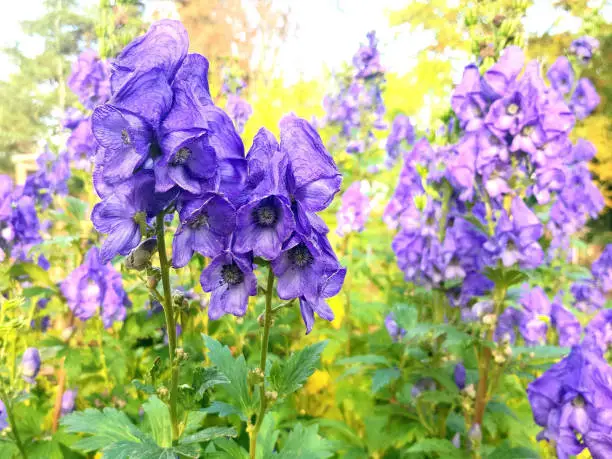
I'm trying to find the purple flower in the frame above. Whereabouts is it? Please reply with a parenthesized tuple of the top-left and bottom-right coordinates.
(352, 31, 384, 79)
(0, 401, 7, 430)
(386, 114, 415, 163)
(67, 117, 97, 160)
(68, 49, 110, 108)
(336, 181, 370, 236)
(299, 265, 345, 334)
(233, 129, 295, 260)
(21, 347, 41, 384)
(570, 36, 600, 63)
(454, 363, 466, 390)
(571, 78, 600, 120)
(61, 390, 77, 415)
(91, 171, 176, 263)
(571, 281, 605, 313)
(60, 247, 130, 327)
(585, 310, 612, 355)
(482, 46, 525, 98)
(547, 56, 575, 95)
(62, 108, 85, 130)
(200, 251, 257, 320)
(226, 94, 252, 134)
(551, 299, 581, 347)
(384, 312, 405, 341)
(592, 244, 612, 293)
(451, 64, 487, 132)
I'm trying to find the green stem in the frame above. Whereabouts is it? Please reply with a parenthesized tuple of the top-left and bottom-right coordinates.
(95, 315, 110, 386)
(156, 214, 180, 442)
(249, 267, 275, 459)
(6, 399, 28, 459)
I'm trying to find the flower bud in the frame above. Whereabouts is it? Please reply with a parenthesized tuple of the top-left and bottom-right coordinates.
(156, 386, 169, 399)
(21, 347, 41, 384)
(468, 423, 482, 444)
(464, 383, 476, 399)
(454, 362, 466, 390)
(147, 267, 161, 289)
(125, 238, 157, 271)
(61, 389, 77, 415)
(265, 390, 278, 401)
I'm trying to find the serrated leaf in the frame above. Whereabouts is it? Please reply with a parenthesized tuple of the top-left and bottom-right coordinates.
(213, 438, 248, 458)
(100, 440, 164, 459)
(201, 401, 245, 420)
(256, 414, 279, 459)
(203, 335, 251, 415)
(269, 341, 327, 397)
(513, 345, 570, 363)
(193, 367, 230, 399)
(143, 396, 172, 448)
(132, 380, 155, 395)
(179, 426, 237, 445)
(276, 424, 333, 459)
(61, 408, 147, 452)
(371, 368, 401, 393)
(487, 444, 539, 459)
(393, 303, 418, 330)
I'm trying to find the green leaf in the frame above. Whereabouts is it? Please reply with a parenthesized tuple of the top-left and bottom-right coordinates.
(212, 438, 248, 458)
(371, 368, 401, 393)
(143, 396, 172, 448)
(8, 262, 55, 289)
(406, 438, 467, 457)
(193, 367, 230, 399)
(61, 408, 146, 452)
(336, 355, 389, 366)
(487, 444, 539, 459)
(65, 196, 89, 220)
(22, 286, 52, 298)
(180, 426, 237, 446)
(132, 380, 155, 395)
(513, 345, 570, 363)
(392, 303, 418, 330)
(276, 424, 334, 459)
(484, 267, 529, 288)
(203, 335, 251, 415)
(269, 341, 327, 397)
(201, 401, 245, 420)
(100, 440, 164, 459)
(256, 414, 279, 459)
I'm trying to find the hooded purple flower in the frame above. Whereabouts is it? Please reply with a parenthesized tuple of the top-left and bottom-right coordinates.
(386, 114, 415, 164)
(336, 181, 370, 236)
(226, 94, 253, 134)
(384, 312, 406, 341)
(172, 193, 236, 267)
(60, 247, 130, 327)
(21, 347, 41, 384)
(67, 117, 97, 160)
(91, 171, 176, 263)
(482, 46, 525, 98)
(233, 128, 295, 260)
(517, 287, 551, 346)
(570, 36, 600, 63)
(547, 56, 575, 96)
(61, 390, 77, 415)
(451, 64, 487, 132)
(571, 281, 605, 313)
(585, 310, 612, 355)
(299, 264, 345, 334)
(592, 245, 612, 293)
(571, 78, 600, 120)
(68, 49, 110, 109)
(280, 115, 341, 236)
(352, 31, 384, 79)
(200, 251, 257, 320)
(454, 363, 466, 390)
(62, 108, 85, 130)
(551, 299, 581, 347)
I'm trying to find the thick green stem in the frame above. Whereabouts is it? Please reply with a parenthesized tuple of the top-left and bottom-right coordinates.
(6, 399, 28, 459)
(156, 214, 180, 442)
(249, 267, 275, 459)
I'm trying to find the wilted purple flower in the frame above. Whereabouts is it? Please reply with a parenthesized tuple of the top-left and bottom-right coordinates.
(384, 312, 405, 341)
(68, 49, 110, 108)
(570, 36, 600, 63)
(61, 390, 77, 415)
(200, 251, 257, 320)
(226, 94, 252, 134)
(61, 247, 130, 327)
(571, 78, 600, 120)
(336, 181, 370, 236)
(454, 363, 466, 390)
(547, 56, 575, 95)
(21, 347, 41, 383)
(172, 193, 236, 267)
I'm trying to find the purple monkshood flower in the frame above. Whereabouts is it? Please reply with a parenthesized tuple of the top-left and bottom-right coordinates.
(234, 128, 295, 260)
(298, 263, 346, 333)
(61, 390, 77, 415)
(352, 31, 384, 79)
(67, 117, 97, 160)
(385, 114, 415, 164)
(551, 299, 581, 347)
(451, 64, 487, 132)
(0, 400, 7, 430)
(336, 181, 370, 237)
(527, 343, 612, 458)
(571, 78, 600, 120)
(172, 193, 236, 267)
(91, 171, 176, 263)
(68, 49, 110, 109)
(62, 108, 85, 130)
(592, 244, 612, 293)
(547, 56, 575, 96)
(384, 312, 406, 341)
(61, 247, 130, 327)
(454, 363, 466, 390)
(200, 251, 257, 320)
(226, 94, 253, 134)
(585, 310, 612, 355)
(21, 347, 41, 384)
(571, 281, 606, 313)
(482, 46, 525, 98)
(570, 36, 600, 63)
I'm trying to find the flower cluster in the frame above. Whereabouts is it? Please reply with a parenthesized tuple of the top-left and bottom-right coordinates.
(323, 31, 386, 155)
(68, 49, 111, 109)
(570, 244, 612, 314)
(23, 149, 71, 208)
(385, 114, 415, 167)
(569, 36, 600, 64)
(528, 342, 612, 458)
(90, 20, 345, 333)
(336, 181, 371, 236)
(220, 69, 252, 134)
(61, 247, 130, 327)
